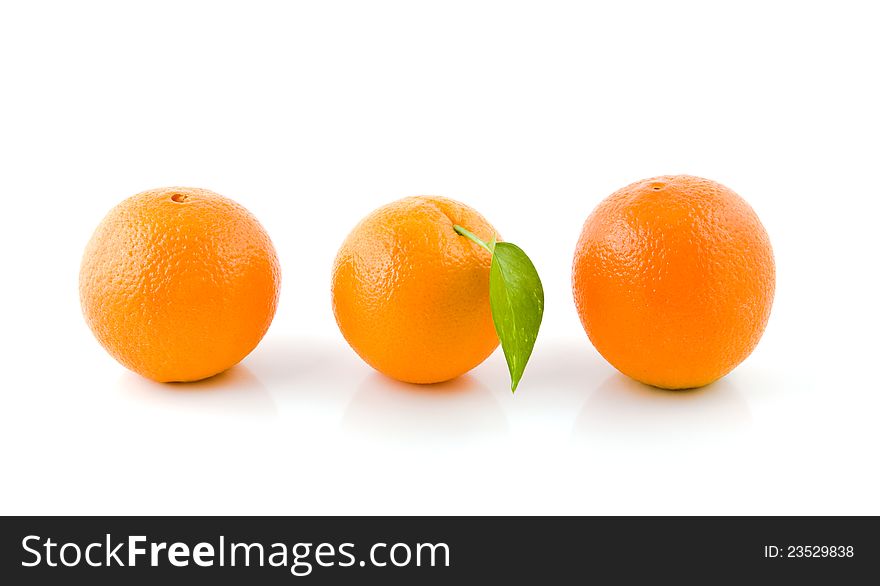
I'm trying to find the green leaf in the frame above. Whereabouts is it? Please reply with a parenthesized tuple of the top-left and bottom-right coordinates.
(489, 242, 544, 392)
(452, 225, 544, 392)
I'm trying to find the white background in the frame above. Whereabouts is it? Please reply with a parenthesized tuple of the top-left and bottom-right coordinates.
(1, 1, 878, 515)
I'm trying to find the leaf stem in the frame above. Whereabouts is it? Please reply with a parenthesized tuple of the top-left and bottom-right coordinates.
(453, 224, 495, 253)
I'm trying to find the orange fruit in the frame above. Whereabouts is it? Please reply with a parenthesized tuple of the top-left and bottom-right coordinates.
(332, 196, 499, 384)
(572, 175, 775, 389)
(80, 187, 280, 382)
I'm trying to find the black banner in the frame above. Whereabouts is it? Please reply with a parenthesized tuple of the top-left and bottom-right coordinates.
(1, 517, 876, 583)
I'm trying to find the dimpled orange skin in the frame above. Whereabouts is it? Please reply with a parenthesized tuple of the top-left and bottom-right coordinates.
(572, 175, 775, 389)
(332, 196, 499, 384)
(80, 187, 281, 383)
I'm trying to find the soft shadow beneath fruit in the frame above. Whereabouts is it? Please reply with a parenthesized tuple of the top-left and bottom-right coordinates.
(573, 373, 752, 444)
(341, 373, 508, 444)
(242, 335, 363, 395)
(504, 339, 613, 409)
(119, 365, 278, 417)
